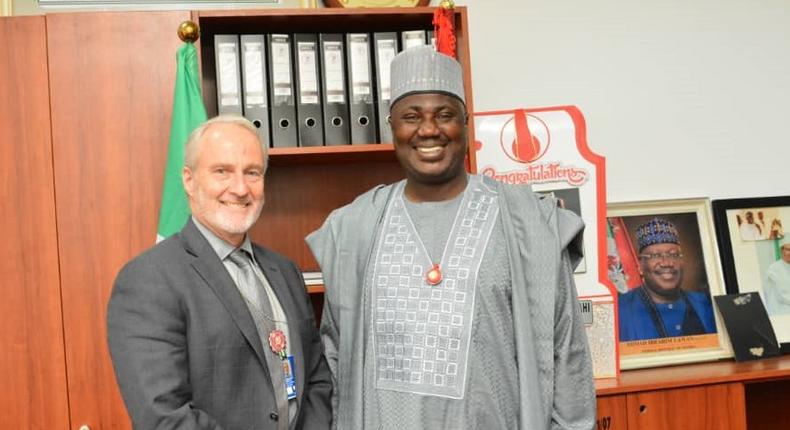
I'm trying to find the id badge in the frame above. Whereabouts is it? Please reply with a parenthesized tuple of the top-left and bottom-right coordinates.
(283, 355, 297, 400)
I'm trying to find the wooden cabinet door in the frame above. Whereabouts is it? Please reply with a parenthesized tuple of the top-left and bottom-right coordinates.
(597, 395, 628, 430)
(0, 15, 70, 429)
(47, 11, 191, 429)
(626, 383, 746, 430)
(745, 380, 790, 430)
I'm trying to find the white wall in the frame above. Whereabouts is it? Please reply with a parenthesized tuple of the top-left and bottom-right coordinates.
(458, 0, 790, 202)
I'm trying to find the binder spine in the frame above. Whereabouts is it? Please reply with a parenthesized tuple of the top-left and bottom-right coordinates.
(319, 33, 351, 146)
(294, 33, 324, 147)
(373, 32, 398, 144)
(345, 33, 377, 144)
(240, 34, 271, 147)
(214, 34, 243, 115)
(266, 34, 298, 148)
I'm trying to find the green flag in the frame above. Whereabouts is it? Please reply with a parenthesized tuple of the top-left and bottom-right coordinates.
(157, 42, 208, 242)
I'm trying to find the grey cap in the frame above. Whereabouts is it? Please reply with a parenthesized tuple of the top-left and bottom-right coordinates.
(389, 45, 465, 109)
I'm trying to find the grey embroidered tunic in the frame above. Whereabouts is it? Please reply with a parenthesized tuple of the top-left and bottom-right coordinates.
(306, 175, 596, 430)
(361, 179, 519, 429)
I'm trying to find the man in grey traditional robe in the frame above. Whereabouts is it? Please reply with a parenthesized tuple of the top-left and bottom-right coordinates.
(307, 46, 595, 430)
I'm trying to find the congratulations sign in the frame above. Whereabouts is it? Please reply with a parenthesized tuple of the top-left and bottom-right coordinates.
(473, 106, 616, 378)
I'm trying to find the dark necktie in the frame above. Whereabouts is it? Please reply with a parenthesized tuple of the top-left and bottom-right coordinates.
(227, 249, 289, 430)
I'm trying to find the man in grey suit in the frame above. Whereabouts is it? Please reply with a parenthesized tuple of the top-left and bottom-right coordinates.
(108, 115, 332, 429)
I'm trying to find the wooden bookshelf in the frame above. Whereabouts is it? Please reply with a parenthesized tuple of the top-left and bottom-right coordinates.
(193, 7, 475, 273)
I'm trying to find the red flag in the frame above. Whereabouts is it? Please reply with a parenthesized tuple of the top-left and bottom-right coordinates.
(433, 1, 456, 58)
(610, 217, 642, 290)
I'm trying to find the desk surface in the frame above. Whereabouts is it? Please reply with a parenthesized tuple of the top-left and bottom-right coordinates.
(595, 355, 790, 396)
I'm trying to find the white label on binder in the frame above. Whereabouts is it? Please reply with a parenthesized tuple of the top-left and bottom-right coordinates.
(271, 36, 292, 97)
(217, 42, 239, 106)
(349, 35, 371, 97)
(242, 42, 266, 106)
(297, 41, 319, 105)
(402, 30, 426, 50)
(323, 41, 345, 104)
(376, 39, 396, 101)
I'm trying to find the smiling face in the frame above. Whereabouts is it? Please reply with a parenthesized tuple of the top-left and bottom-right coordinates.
(182, 122, 265, 246)
(390, 93, 468, 201)
(782, 244, 790, 264)
(639, 242, 685, 303)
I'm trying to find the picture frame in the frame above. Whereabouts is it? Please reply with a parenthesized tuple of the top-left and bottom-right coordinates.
(1, 0, 11, 17)
(711, 196, 790, 354)
(607, 198, 731, 370)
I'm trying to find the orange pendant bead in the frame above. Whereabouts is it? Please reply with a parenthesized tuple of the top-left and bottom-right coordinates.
(426, 264, 443, 286)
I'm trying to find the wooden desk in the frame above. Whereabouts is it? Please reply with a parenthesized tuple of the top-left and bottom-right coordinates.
(595, 356, 790, 430)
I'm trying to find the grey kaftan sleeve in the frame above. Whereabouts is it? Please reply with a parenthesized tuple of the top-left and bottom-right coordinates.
(305, 221, 342, 428)
(497, 176, 596, 430)
(305, 184, 393, 430)
(541, 199, 596, 430)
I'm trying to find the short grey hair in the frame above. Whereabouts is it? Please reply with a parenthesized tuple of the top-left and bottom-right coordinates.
(183, 114, 268, 171)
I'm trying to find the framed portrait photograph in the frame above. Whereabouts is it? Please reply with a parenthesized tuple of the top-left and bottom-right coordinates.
(607, 198, 731, 370)
(712, 196, 790, 354)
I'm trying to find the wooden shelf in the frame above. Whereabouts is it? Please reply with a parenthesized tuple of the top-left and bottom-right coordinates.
(306, 284, 325, 295)
(195, 7, 442, 33)
(595, 355, 790, 396)
(269, 143, 397, 166)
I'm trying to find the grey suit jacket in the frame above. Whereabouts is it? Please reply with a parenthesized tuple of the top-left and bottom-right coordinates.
(107, 219, 332, 429)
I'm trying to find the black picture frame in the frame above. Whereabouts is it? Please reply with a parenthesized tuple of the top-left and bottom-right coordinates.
(712, 196, 790, 354)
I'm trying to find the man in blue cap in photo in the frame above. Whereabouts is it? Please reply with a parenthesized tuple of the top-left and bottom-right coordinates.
(618, 217, 717, 342)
